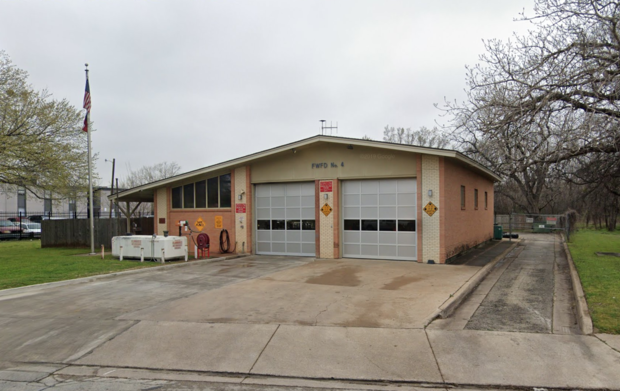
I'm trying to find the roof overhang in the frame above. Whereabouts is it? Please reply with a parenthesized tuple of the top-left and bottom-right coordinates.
(109, 135, 500, 203)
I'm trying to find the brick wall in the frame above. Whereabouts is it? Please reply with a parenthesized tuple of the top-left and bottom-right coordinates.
(441, 158, 494, 262)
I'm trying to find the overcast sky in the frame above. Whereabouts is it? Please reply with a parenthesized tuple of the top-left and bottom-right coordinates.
(0, 0, 534, 184)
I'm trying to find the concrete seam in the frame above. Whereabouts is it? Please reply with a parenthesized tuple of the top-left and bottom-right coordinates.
(594, 335, 620, 355)
(423, 329, 446, 384)
(63, 320, 141, 363)
(247, 324, 280, 375)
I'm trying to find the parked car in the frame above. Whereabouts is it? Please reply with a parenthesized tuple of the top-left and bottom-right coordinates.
(0, 220, 22, 239)
(20, 222, 41, 238)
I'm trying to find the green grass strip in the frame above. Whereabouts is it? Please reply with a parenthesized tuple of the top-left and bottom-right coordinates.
(568, 229, 620, 334)
(0, 240, 158, 290)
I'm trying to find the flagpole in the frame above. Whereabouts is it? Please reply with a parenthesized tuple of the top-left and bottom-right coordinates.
(85, 63, 95, 255)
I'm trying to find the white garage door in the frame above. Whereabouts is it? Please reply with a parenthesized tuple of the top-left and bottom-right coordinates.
(342, 179, 417, 261)
(255, 183, 316, 256)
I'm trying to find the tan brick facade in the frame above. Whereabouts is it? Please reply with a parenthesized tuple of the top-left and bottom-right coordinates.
(234, 166, 249, 254)
(319, 179, 335, 259)
(421, 155, 441, 263)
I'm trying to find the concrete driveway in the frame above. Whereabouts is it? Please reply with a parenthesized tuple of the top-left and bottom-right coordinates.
(0, 253, 482, 382)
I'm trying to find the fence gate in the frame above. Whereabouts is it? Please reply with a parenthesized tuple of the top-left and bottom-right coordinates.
(495, 213, 569, 236)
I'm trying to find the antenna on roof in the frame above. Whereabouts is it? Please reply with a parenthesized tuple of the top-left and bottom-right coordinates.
(320, 120, 338, 135)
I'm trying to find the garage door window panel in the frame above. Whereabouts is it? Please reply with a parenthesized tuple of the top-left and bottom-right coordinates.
(344, 219, 360, 230)
(379, 220, 396, 231)
(398, 220, 416, 232)
(257, 220, 270, 230)
(302, 220, 315, 230)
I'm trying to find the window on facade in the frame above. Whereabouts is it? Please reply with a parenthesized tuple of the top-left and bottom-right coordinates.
(461, 186, 466, 210)
(172, 187, 182, 209)
(43, 190, 52, 214)
(485, 191, 488, 210)
(220, 174, 231, 208)
(195, 180, 206, 208)
(207, 177, 219, 208)
(171, 174, 232, 209)
(474, 189, 478, 210)
(183, 183, 194, 208)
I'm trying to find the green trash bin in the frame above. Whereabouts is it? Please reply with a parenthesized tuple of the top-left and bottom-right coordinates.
(494, 224, 503, 240)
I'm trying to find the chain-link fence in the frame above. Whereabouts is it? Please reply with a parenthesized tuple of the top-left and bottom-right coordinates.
(494, 213, 574, 240)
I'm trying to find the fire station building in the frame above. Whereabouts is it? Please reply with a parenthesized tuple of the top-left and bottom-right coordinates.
(113, 135, 499, 263)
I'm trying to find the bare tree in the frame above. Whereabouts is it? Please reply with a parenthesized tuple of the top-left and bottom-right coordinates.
(117, 161, 181, 231)
(383, 126, 451, 148)
(445, 0, 620, 213)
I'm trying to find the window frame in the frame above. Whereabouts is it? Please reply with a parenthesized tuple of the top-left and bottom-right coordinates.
(474, 188, 478, 210)
(171, 173, 232, 209)
(484, 191, 488, 210)
(461, 185, 466, 210)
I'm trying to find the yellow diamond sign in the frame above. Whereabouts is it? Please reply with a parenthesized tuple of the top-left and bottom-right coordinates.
(321, 203, 332, 217)
(424, 202, 438, 217)
(194, 217, 206, 231)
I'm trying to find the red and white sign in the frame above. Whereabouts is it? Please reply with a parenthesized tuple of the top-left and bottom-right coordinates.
(320, 181, 333, 192)
(236, 203, 247, 213)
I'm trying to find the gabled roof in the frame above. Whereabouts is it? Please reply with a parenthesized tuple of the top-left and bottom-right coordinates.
(110, 135, 500, 202)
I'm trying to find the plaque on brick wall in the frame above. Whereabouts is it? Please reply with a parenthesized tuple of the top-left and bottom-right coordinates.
(321, 203, 332, 217)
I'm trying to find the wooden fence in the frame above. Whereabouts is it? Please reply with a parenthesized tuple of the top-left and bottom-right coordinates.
(41, 217, 154, 248)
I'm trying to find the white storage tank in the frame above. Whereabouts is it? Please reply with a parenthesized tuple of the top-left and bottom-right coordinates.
(112, 235, 187, 261)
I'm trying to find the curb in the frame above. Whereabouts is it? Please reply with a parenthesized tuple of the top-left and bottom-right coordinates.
(561, 235, 594, 335)
(0, 254, 248, 299)
(423, 240, 520, 326)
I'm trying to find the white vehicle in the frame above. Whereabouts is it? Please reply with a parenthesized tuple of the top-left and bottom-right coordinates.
(20, 222, 41, 238)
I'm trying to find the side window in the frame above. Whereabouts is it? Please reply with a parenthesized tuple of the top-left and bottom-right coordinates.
(171, 187, 182, 209)
(461, 185, 466, 210)
(219, 174, 231, 208)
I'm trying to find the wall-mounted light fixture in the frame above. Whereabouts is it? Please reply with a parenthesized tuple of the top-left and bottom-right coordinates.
(347, 144, 354, 150)
(324, 193, 329, 200)
(238, 190, 246, 200)
(428, 190, 433, 197)
(292, 148, 297, 154)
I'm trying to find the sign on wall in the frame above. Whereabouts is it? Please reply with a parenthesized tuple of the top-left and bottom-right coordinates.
(321, 203, 332, 217)
(194, 217, 205, 231)
(215, 216, 223, 229)
(236, 203, 247, 213)
(320, 181, 333, 192)
(423, 202, 438, 217)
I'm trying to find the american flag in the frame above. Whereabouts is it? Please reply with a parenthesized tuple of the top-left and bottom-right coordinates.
(82, 113, 88, 133)
(83, 78, 91, 112)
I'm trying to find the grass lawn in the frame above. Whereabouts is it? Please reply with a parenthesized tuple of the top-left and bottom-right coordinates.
(0, 240, 159, 290)
(568, 229, 620, 334)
